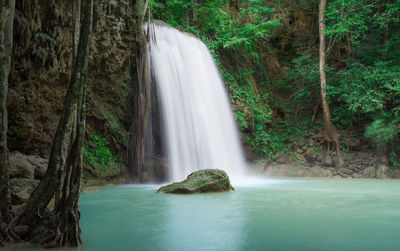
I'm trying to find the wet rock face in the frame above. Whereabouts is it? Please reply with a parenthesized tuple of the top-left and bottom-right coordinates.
(8, 0, 131, 168)
(157, 169, 234, 194)
(142, 156, 168, 183)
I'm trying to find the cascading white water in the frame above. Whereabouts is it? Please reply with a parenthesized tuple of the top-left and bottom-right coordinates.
(147, 22, 246, 182)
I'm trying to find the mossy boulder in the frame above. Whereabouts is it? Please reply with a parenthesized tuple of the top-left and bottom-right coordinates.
(157, 169, 234, 194)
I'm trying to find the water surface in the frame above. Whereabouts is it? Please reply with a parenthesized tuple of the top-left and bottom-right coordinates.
(79, 178, 400, 251)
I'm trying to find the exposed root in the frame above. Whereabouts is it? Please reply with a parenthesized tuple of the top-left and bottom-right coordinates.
(39, 229, 55, 247)
(47, 207, 82, 248)
(3, 216, 20, 243)
(0, 228, 8, 247)
(0, 224, 16, 247)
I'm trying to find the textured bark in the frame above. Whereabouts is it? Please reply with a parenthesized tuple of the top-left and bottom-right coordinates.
(18, 0, 92, 227)
(0, 0, 15, 243)
(319, 0, 340, 155)
(44, 0, 92, 247)
(52, 1, 91, 245)
(73, 0, 81, 57)
(55, 0, 81, 212)
(127, 0, 149, 182)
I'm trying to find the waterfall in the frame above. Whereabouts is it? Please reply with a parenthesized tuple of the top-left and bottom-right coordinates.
(147, 21, 246, 182)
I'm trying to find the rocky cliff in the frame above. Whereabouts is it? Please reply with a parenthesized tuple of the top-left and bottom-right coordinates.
(8, 0, 132, 182)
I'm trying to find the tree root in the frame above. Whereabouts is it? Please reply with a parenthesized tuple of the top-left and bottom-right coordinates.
(47, 207, 82, 248)
(2, 218, 19, 244)
(0, 228, 8, 247)
(0, 224, 16, 247)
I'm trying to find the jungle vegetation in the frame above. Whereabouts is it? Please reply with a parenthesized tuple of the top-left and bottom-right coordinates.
(1, 0, 399, 248)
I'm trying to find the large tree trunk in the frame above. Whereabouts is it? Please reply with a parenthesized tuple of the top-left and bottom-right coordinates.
(319, 0, 340, 155)
(17, 0, 92, 227)
(55, 0, 81, 212)
(127, 0, 149, 182)
(50, 0, 92, 247)
(0, 0, 15, 245)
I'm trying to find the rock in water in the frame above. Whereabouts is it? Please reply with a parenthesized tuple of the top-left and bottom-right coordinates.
(157, 169, 234, 194)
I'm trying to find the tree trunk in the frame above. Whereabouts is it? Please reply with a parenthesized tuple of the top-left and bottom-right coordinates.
(17, 0, 92, 227)
(127, 0, 149, 182)
(188, 1, 196, 26)
(49, 0, 92, 247)
(319, 0, 340, 155)
(0, 0, 15, 245)
(55, 0, 81, 212)
(73, 0, 81, 57)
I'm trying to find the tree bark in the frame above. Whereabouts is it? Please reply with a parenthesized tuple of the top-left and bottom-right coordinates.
(127, 0, 149, 182)
(50, 0, 92, 247)
(72, 0, 81, 57)
(17, 0, 93, 227)
(55, 0, 81, 212)
(0, 0, 15, 244)
(319, 0, 340, 155)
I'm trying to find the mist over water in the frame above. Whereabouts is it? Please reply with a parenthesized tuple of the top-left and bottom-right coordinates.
(77, 179, 400, 251)
(147, 22, 247, 182)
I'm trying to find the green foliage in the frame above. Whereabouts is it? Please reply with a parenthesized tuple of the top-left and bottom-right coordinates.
(323, 0, 400, 169)
(313, 146, 321, 153)
(274, 0, 400, 169)
(149, 0, 400, 165)
(118, 74, 130, 89)
(150, 0, 280, 58)
(339, 137, 350, 153)
(365, 116, 399, 146)
(285, 53, 320, 106)
(84, 132, 118, 175)
(223, 70, 282, 156)
(35, 32, 56, 44)
(247, 130, 281, 155)
(2, 55, 9, 64)
(365, 114, 400, 170)
(225, 71, 272, 129)
(32, 49, 43, 59)
(325, 0, 372, 45)
(107, 111, 127, 145)
(323, 0, 400, 131)
(328, 62, 400, 115)
(389, 149, 400, 170)
(218, 2, 279, 52)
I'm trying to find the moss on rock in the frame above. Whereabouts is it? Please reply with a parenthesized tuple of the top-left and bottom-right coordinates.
(157, 169, 234, 194)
